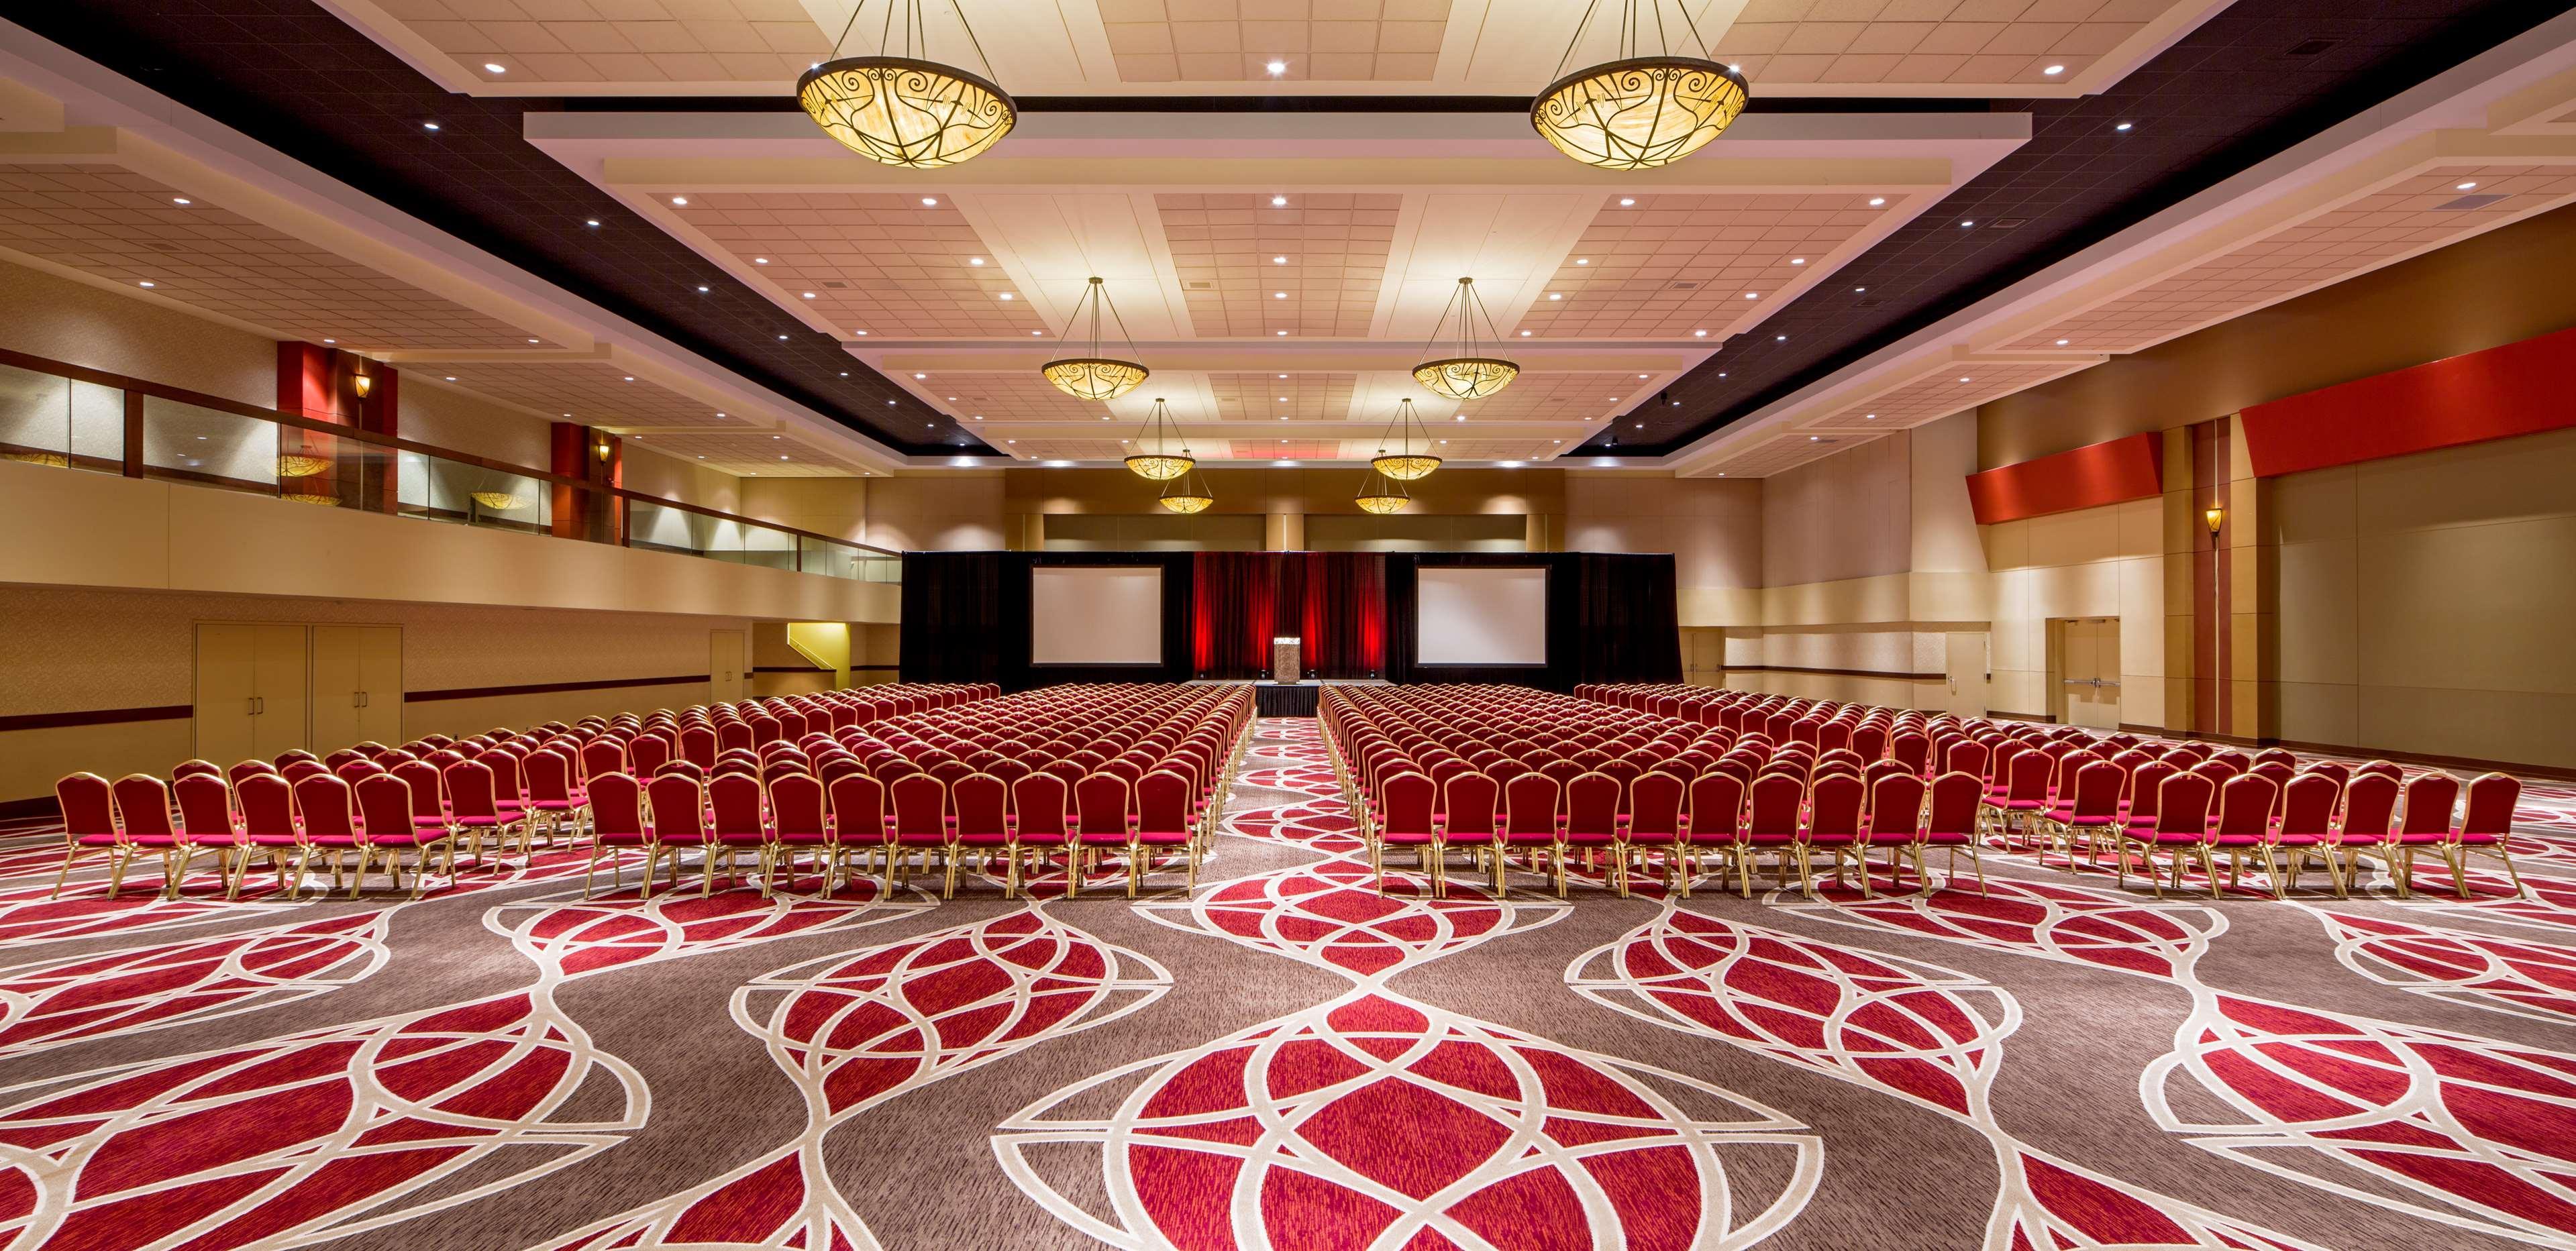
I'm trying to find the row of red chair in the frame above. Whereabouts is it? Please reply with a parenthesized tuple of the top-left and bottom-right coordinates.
(1581, 683, 2526, 900)
(576, 684, 1251, 900)
(51, 682, 992, 900)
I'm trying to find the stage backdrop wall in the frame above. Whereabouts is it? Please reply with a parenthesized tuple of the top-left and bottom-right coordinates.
(903, 550, 1678, 692)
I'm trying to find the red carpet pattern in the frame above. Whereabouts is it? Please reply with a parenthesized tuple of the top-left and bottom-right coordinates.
(3, 718, 2576, 1248)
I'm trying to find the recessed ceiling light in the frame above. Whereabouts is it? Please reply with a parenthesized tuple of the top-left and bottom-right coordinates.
(484, 62, 507, 74)
(855, 331, 868, 336)
(1958, 376, 1972, 382)
(780, 455, 789, 460)
(1853, 286, 1867, 293)
(1276, 329, 1288, 335)
(527, 338, 540, 343)
(1547, 292, 1562, 301)
(2457, 181, 2479, 191)
(1961, 220, 1975, 227)
(1744, 292, 1757, 299)
(137, 280, 155, 287)
(921, 197, 938, 206)
(1618, 197, 1635, 206)
(801, 292, 815, 298)
(1272, 195, 1288, 206)
(1007, 439, 1016, 443)
(1274, 291, 1286, 298)
(1576, 258, 1589, 265)
(948, 395, 958, 400)
(422, 121, 441, 131)
(1868, 197, 1886, 207)
(171, 197, 190, 205)
(778, 334, 788, 340)
(1637, 373, 1648, 378)
(1266, 60, 1286, 74)
(2115, 121, 2132, 131)
(1273, 256, 1287, 264)
(1810, 435, 1820, 441)
(584, 218, 601, 227)
(1032, 330, 1044, 335)
(1865, 413, 1876, 420)
(717, 412, 727, 417)
(1718, 372, 1727, 378)
(1775, 334, 1786, 341)
(1694, 329, 1708, 337)
(2055, 338, 2069, 345)
(670, 196, 686, 205)
(696, 284, 710, 292)
(1790, 258, 1806, 265)
(1454, 414, 1464, 421)
(1519, 329, 1533, 337)
(623, 376, 635, 381)
(2043, 64, 2064, 75)
(754, 257, 768, 264)
(999, 292, 1014, 300)
(444, 375, 456, 380)
(968, 257, 984, 266)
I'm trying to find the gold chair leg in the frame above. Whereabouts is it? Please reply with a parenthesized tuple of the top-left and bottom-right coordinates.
(2497, 844, 2528, 898)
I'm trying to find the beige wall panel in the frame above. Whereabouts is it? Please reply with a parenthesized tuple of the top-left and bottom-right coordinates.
(752, 671, 837, 698)
(399, 382, 552, 472)
(0, 720, 194, 810)
(2026, 559, 2122, 622)
(2122, 673, 2166, 728)
(2352, 425, 2576, 537)
(2023, 505, 2126, 572)
(2276, 679, 2359, 747)
(1981, 519, 2030, 571)
(0, 463, 173, 587)
(1906, 572, 1990, 624)
(869, 474, 1006, 551)
(1990, 667, 2046, 716)
(2117, 556, 2167, 678)
(2359, 686, 2576, 770)
(1757, 628, 1930, 674)
(1908, 413, 1986, 575)
(741, 477, 870, 545)
(2275, 539, 2359, 686)
(2268, 468, 2357, 545)
(1564, 473, 1763, 592)
(2114, 497, 2163, 560)
(621, 451, 743, 516)
(1988, 569, 2037, 672)
(1763, 435, 1912, 586)
(1762, 574, 1914, 627)
(0, 260, 274, 408)
(2360, 517, 2576, 696)
(1679, 587, 1763, 629)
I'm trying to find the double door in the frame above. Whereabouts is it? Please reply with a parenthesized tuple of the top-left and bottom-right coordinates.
(2055, 617, 2123, 730)
(194, 623, 401, 761)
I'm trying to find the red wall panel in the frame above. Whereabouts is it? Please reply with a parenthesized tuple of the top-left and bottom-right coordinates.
(1964, 431, 2163, 525)
(2240, 323, 2576, 478)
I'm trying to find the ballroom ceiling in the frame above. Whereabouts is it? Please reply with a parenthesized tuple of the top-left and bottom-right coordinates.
(2, 1, 2569, 474)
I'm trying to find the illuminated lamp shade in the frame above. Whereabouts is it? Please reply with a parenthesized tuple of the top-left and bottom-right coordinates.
(280, 492, 340, 506)
(1531, 1, 1749, 171)
(1410, 277, 1516, 400)
(1353, 466, 1410, 514)
(2, 451, 70, 468)
(1368, 397, 1441, 482)
(471, 491, 529, 511)
(797, 0, 1014, 172)
(1157, 467, 1213, 514)
(1041, 277, 1149, 400)
(276, 454, 331, 478)
(350, 371, 374, 398)
(1125, 397, 1196, 481)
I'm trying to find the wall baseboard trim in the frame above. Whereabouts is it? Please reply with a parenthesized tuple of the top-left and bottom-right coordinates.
(405, 675, 711, 702)
(0, 797, 60, 821)
(0, 705, 193, 734)
(1988, 710, 2057, 724)
(1726, 665, 1943, 681)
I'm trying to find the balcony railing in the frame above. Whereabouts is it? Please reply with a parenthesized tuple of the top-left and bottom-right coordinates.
(0, 347, 900, 583)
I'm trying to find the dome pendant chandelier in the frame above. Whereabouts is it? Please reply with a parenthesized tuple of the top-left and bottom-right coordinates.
(1353, 465, 1411, 515)
(1124, 397, 1195, 481)
(1532, 0, 1749, 172)
(797, 0, 1015, 170)
(1368, 397, 1442, 482)
(1157, 464, 1214, 514)
(1041, 276, 1149, 400)
(1412, 277, 1519, 400)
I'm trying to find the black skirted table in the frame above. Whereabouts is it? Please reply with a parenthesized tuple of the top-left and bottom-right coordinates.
(1253, 682, 1323, 718)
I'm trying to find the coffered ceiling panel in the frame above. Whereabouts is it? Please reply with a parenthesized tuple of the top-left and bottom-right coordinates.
(622, 426, 862, 476)
(1205, 370, 1361, 421)
(0, 164, 554, 352)
(1103, 0, 1454, 83)
(421, 360, 746, 430)
(1159, 193, 1400, 339)
(1514, 191, 1898, 340)
(672, 193, 1045, 338)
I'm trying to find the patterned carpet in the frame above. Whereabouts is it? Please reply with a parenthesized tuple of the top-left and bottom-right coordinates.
(5, 718, 2576, 1250)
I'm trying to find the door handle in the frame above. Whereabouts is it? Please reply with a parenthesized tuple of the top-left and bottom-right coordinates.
(248, 696, 258, 716)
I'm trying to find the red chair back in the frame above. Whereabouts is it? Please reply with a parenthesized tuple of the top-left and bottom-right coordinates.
(709, 773, 766, 837)
(771, 773, 828, 840)
(828, 773, 888, 844)
(238, 773, 296, 840)
(1747, 774, 1803, 837)
(2277, 773, 2340, 838)
(354, 774, 415, 843)
(589, 774, 646, 842)
(646, 774, 708, 845)
(1012, 773, 1070, 840)
(1565, 772, 1620, 838)
(2340, 773, 2400, 840)
(1865, 773, 1926, 839)
(890, 773, 950, 840)
(1924, 772, 1981, 839)
(2153, 772, 2217, 836)
(2210, 774, 2276, 839)
(294, 775, 360, 842)
(1502, 773, 1559, 837)
(2398, 773, 2459, 838)
(1380, 772, 1435, 838)
(1074, 773, 1131, 838)
(174, 773, 236, 842)
(629, 735, 672, 777)
(444, 760, 504, 822)
(111, 775, 175, 840)
(1136, 771, 1191, 836)
(2461, 773, 2520, 840)
(1808, 774, 1863, 838)
(954, 773, 1009, 838)
(1441, 773, 1498, 838)
(2126, 761, 2176, 822)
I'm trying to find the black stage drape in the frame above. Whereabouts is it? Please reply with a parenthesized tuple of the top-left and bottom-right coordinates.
(900, 549, 1674, 692)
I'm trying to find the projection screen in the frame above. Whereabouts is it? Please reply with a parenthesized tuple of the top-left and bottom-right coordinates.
(1029, 565, 1164, 665)
(1416, 565, 1548, 665)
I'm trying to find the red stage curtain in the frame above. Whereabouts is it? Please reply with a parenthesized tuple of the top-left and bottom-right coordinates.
(1190, 551, 1278, 679)
(1298, 551, 1385, 679)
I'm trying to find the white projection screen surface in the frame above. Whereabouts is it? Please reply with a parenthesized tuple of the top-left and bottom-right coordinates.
(1029, 565, 1164, 665)
(1416, 565, 1548, 665)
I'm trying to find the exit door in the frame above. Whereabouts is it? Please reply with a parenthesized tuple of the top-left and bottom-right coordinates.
(2055, 617, 2122, 730)
(711, 630, 745, 704)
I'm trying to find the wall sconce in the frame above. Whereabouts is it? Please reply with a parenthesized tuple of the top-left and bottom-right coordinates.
(595, 439, 613, 462)
(2203, 505, 2224, 537)
(350, 370, 374, 399)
